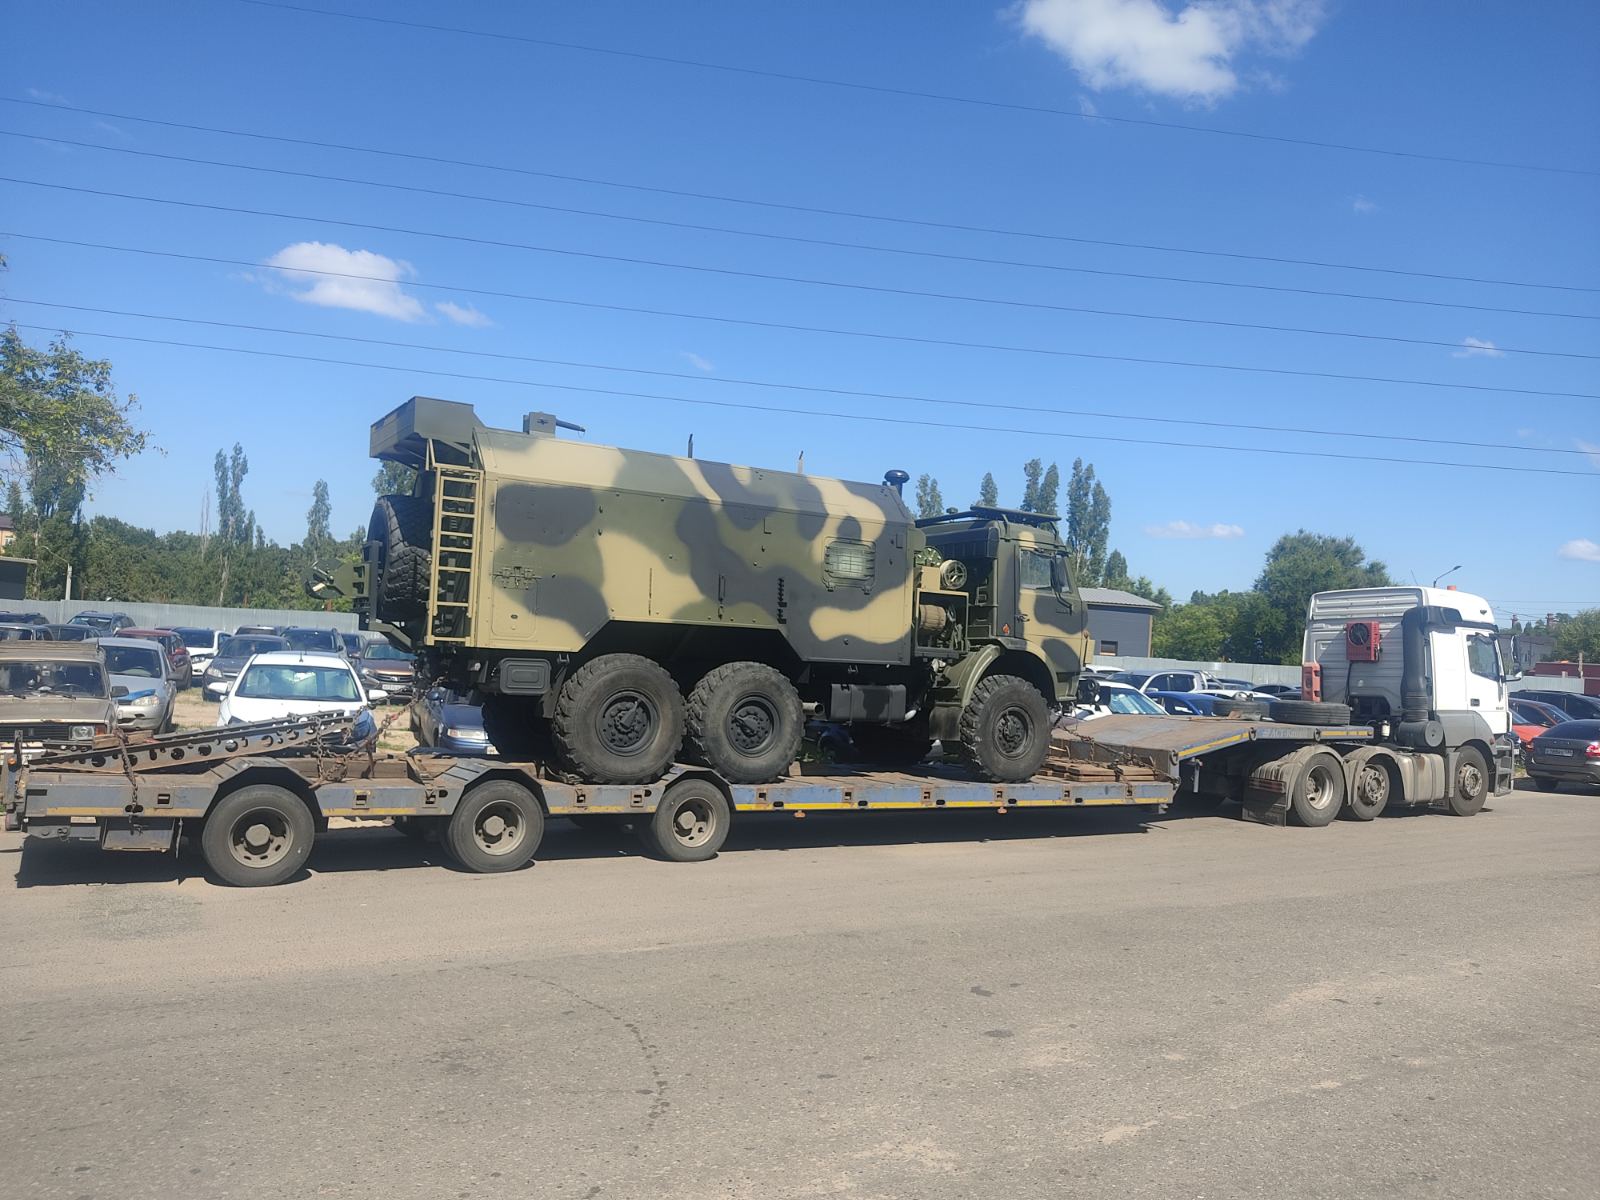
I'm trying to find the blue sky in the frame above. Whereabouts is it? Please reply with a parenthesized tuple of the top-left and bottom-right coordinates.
(3, 0, 1597, 621)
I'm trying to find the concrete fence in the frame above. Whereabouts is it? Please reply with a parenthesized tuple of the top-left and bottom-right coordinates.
(7, 599, 359, 633)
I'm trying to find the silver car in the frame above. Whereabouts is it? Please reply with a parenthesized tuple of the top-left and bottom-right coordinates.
(98, 636, 176, 733)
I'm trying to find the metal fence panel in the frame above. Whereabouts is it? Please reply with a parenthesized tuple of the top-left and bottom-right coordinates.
(15, 599, 359, 633)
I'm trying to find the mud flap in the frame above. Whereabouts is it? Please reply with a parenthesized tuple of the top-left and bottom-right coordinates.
(1492, 743, 1515, 797)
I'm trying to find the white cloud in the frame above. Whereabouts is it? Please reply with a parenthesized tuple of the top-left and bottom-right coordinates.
(1453, 336, 1503, 359)
(1352, 194, 1378, 215)
(1557, 538, 1600, 563)
(1015, 0, 1326, 102)
(262, 242, 426, 322)
(1144, 519, 1245, 539)
(435, 300, 493, 328)
(1576, 439, 1600, 469)
(26, 87, 68, 104)
(681, 352, 715, 372)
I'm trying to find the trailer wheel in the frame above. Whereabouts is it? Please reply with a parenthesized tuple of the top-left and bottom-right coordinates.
(200, 784, 315, 887)
(368, 493, 432, 622)
(445, 780, 543, 873)
(1447, 746, 1489, 816)
(1269, 699, 1353, 727)
(1288, 751, 1346, 827)
(1211, 698, 1268, 719)
(553, 654, 684, 783)
(640, 778, 730, 863)
(960, 674, 1052, 782)
(685, 662, 804, 783)
(1342, 760, 1391, 821)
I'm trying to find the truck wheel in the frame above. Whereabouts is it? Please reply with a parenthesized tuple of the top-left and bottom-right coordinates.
(685, 662, 804, 783)
(1269, 699, 1353, 727)
(960, 674, 1052, 782)
(1288, 751, 1346, 827)
(639, 778, 730, 862)
(445, 780, 543, 872)
(849, 722, 935, 767)
(200, 784, 315, 887)
(1447, 746, 1489, 816)
(553, 654, 684, 783)
(1342, 760, 1391, 821)
(369, 493, 432, 622)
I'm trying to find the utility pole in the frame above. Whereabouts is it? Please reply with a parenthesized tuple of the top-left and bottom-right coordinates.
(63, 563, 72, 601)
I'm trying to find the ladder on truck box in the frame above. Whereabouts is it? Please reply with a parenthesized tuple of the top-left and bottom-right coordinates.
(425, 442, 482, 645)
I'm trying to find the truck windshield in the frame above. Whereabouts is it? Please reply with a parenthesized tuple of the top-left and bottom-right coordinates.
(237, 665, 360, 702)
(0, 660, 108, 697)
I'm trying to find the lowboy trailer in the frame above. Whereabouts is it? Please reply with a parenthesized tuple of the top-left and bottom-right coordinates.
(4, 704, 1499, 887)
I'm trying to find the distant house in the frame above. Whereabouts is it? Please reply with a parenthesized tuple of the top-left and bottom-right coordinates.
(1081, 587, 1164, 658)
(0, 513, 14, 552)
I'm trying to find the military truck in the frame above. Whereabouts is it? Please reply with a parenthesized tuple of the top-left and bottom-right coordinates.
(352, 397, 1091, 785)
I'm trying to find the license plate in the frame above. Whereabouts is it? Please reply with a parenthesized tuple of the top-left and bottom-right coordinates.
(1545, 747, 1574, 757)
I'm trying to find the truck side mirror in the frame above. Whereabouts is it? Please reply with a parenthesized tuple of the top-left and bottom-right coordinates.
(1050, 556, 1068, 594)
(1075, 676, 1099, 704)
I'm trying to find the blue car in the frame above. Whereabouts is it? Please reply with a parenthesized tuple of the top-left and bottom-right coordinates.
(1149, 691, 1223, 716)
(411, 687, 495, 755)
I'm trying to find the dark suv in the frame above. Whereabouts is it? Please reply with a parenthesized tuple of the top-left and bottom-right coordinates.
(1514, 690, 1600, 722)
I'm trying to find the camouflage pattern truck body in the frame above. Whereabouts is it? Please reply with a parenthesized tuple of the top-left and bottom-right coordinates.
(359, 397, 1091, 785)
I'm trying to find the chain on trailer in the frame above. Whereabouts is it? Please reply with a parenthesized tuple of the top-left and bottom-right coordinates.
(24, 714, 365, 775)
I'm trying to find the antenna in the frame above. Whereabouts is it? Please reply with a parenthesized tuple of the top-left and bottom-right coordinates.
(1432, 564, 1463, 588)
(686, 433, 694, 459)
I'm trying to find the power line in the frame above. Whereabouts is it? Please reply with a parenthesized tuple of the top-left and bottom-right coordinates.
(4, 96, 1591, 295)
(12, 320, 1594, 479)
(234, 0, 1599, 179)
(6, 128, 1594, 325)
(8, 231, 1599, 402)
(5, 176, 1596, 362)
(9, 294, 1592, 460)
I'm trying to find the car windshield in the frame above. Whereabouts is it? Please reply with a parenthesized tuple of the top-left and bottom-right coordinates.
(236, 664, 360, 702)
(104, 645, 164, 678)
(0, 660, 108, 697)
(173, 628, 215, 648)
(1106, 688, 1164, 716)
(284, 629, 340, 652)
(69, 614, 116, 629)
(48, 626, 92, 641)
(218, 636, 288, 658)
(361, 642, 411, 662)
(0, 627, 37, 640)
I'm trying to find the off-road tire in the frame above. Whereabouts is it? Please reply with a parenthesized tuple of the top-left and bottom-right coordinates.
(849, 722, 935, 768)
(445, 780, 544, 873)
(1212, 698, 1268, 719)
(638, 778, 731, 863)
(199, 784, 315, 887)
(553, 654, 684, 784)
(959, 674, 1052, 782)
(1270, 699, 1353, 727)
(369, 493, 432, 622)
(1288, 751, 1346, 828)
(685, 662, 804, 784)
(1447, 745, 1489, 817)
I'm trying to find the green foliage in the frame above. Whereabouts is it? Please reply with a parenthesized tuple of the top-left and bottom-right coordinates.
(975, 472, 998, 508)
(1063, 458, 1111, 586)
(305, 479, 333, 562)
(1552, 609, 1600, 661)
(914, 473, 945, 519)
(1102, 549, 1130, 591)
(1020, 458, 1043, 512)
(1253, 531, 1391, 661)
(372, 460, 416, 496)
(1037, 463, 1060, 517)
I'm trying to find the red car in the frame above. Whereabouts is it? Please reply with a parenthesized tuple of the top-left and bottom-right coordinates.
(119, 628, 193, 690)
(1510, 697, 1569, 754)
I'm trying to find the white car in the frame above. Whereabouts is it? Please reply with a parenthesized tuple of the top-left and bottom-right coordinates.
(215, 651, 387, 735)
(1066, 680, 1166, 723)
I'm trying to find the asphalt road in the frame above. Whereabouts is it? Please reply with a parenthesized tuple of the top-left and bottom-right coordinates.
(4, 787, 1597, 1200)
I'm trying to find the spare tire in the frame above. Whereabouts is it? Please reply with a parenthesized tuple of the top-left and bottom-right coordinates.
(1270, 699, 1353, 727)
(1212, 698, 1268, 719)
(369, 494, 432, 621)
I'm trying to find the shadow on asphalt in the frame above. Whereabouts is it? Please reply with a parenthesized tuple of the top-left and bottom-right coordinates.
(12, 804, 1162, 888)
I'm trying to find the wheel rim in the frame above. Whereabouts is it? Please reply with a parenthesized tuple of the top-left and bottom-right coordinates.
(472, 800, 527, 857)
(1355, 764, 1389, 808)
(228, 807, 292, 870)
(1304, 764, 1338, 811)
(727, 693, 778, 757)
(1458, 761, 1485, 800)
(993, 705, 1033, 759)
(669, 795, 716, 848)
(597, 688, 658, 757)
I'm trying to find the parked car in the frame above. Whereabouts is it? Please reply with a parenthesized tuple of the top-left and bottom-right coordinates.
(0, 624, 49, 641)
(0, 611, 49, 625)
(215, 651, 382, 743)
(353, 640, 415, 700)
(1149, 690, 1223, 716)
(201, 634, 289, 697)
(341, 631, 387, 657)
(0, 642, 119, 757)
(1252, 682, 1300, 696)
(68, 610, 133, 633)
(411, 687, 494, 754)
(1513, 690, 1600, 722)
(119, 628, 192, 689)
(37, 623, 95, 641)
(1109, 668, 1221, 695)
(171, 627, 221, 677)
(1525, 720, 1600, 793)
(233, 624, 284, 637)
(1510, 697, 1571, 754)
(1066, 680, 1167, 722)
(282, 627, 344, 654)
(98, 636, 177, 733)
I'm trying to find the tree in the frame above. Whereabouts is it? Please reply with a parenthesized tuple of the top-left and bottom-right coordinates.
(305, 479, 333, 563)
(1020, 458, 1043, 512)
(913, 473, 945, 519)
(1552, 609, 1600, 661)
(1253, 531, 1391, 662)
(1063, 458, 1111, 586)
(1037, 463, 1060, 517)
(213, 443, 256, 605)
(975, 472, 998, 508)
(1085, 480, 1111, 585)
(372, 460, 416, 496)
(1102, 549, 1130, 591)
(1153, 602, 1228, 659)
